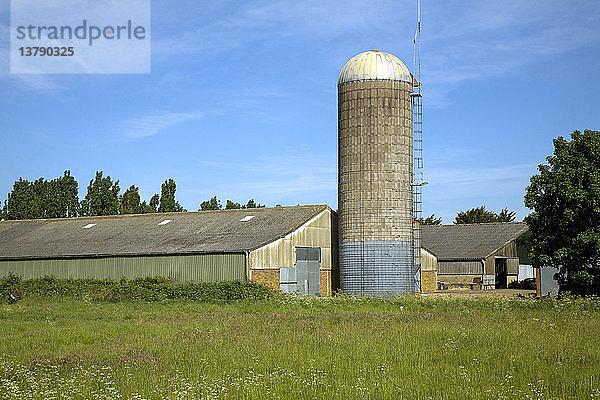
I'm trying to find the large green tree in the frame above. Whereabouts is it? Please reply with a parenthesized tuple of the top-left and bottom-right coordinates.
(454, 206, 515, 224)
(525, 129, 600, 295)
(3, 178, 36, 220)
(120, 185, 141, 214)
(52, 171, 80, 218)
(158, 179, 185, 212)
(2, 171, 79, 220)
(80, 171, 120, 216)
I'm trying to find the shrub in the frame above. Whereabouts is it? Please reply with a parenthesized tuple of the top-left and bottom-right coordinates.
(0, 273, 277, 303)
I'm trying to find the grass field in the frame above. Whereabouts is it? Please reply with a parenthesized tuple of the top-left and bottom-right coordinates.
(1, 294, 599, 399)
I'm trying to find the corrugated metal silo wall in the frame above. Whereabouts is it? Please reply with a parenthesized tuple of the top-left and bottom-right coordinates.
(0, 253, 246, 282)
(338, 80, 414, 295)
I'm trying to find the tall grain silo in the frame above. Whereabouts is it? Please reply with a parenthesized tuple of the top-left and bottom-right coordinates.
(338, 50, 415, 295)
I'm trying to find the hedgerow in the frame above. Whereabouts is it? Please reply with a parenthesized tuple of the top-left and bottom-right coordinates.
(0, 273, 277, 302)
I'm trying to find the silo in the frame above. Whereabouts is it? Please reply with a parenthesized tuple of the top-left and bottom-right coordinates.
(338, 50, 414, 295)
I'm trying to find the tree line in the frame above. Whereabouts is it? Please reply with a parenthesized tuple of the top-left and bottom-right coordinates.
(419, 206, 516, 226)
(199, 196, 264, 211)
(0, 171, 263, 220)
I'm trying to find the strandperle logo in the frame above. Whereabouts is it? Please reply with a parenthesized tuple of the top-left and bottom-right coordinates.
(15, 20, 147, 46)
(10, 0, 150, 74)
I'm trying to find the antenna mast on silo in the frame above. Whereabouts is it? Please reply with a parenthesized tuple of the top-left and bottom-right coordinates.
(411, 0, 424, 292)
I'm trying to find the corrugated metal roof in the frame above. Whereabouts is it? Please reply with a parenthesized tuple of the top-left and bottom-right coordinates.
(338, 50, 412, 85)
(0, 205, 330, 260)
(422, 222, 528, 260)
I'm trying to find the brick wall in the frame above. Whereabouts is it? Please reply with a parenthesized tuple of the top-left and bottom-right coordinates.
(320, 270, 340, 297)
(250, 269, 280, 290)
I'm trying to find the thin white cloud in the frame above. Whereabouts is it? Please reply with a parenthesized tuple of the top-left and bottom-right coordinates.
(423, 163, 538, 222)
(151, 0, 600, 110)
(197, 153, 335, 176)
(191, 153, 337, 203)
(427, 163, 535, 188)
(0, 48, 64, 93)
(153, 0, 410, 58)
(0, 20, 65, 93)
(423, 0, 600, 99)
(119, 111, 203, 140)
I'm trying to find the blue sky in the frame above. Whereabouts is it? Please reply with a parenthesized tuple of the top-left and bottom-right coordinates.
(1, 0, 599, 223)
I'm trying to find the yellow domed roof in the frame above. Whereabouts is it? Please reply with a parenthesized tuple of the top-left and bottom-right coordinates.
(338, 50, 412, 85)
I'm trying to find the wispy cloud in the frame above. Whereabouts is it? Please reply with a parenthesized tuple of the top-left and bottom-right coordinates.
(0, 22, 64, 93)
(427, 163, 535, 189)
(152, 0, 600, 109)
(119, 111, 203, 140)
(152, 0, 409, 59)
(424, 163, 538, 222)
(190, 153, 336, 204)
(424, 0, 600, 100)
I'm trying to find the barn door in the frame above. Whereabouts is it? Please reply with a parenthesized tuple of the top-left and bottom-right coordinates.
(495, 258, 508, 289)
(295, 247, 321, 296)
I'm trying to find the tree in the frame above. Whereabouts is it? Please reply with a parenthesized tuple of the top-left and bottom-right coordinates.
(148, 194, 160, 212)
(3, 178, 36, 220)
(223, 199, 265, 210)
(454, 206, 516, 224)
(245, 199, 265, 209)
(496, 208, 516, 222)
(120, 185, 141, 214)
(53, 171, 80, 218)
(2, 171, 80, 220)
(158, 179, 185, 213)
(525, 129, 600, 295)
(225, 200, 242, 209)
(199, 196, 221, 211)
(139, 197, 158, 213)
(418, 214, 442, 225)
(81, 171, 120, 216)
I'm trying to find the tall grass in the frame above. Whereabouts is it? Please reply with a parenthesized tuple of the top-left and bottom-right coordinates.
(1, 292, 599, 399)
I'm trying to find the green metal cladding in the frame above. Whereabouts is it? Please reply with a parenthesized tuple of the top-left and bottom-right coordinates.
(0, 253, 246, 282)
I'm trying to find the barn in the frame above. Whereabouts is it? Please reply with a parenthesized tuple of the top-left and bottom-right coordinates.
(1, 204, 538, 294)
(419, 248, 438, 293)
(0, 205, 338, 296)
(422, 222, 529, 289)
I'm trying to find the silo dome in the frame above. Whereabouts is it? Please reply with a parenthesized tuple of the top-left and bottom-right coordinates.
(338, 50, 412, 85)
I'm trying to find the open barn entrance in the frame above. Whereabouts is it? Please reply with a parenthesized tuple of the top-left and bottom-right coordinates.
(495, 258, 508, 289)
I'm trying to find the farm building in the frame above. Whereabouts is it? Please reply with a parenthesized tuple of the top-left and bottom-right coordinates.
(419, 247, 438, 293)
(0, 205, 338, 296)
(422, 222, 529, 289)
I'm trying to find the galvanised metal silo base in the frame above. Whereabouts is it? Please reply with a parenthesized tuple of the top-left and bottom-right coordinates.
(339, 241, 413, 295)
(337, 51, 415, 296)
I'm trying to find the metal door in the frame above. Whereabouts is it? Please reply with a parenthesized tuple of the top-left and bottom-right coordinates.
(295, 247, 321, 296)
